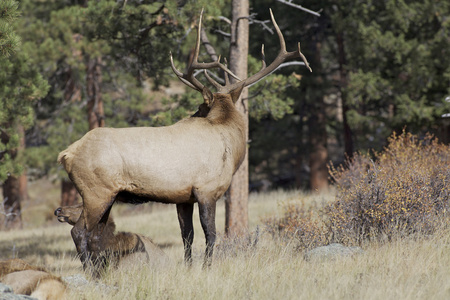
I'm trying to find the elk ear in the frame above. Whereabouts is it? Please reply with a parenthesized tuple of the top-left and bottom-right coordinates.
(202, 87, 214, 106)
(230, 82, 245, 104)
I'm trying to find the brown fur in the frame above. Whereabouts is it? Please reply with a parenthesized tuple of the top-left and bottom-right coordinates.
(55, 204, 168, 271)
(0, 259, 66, 300)
(58, 85, 246, 273)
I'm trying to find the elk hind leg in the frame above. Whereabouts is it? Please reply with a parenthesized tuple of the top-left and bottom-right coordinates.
(176, 203, 194, 265)
(197, 199, 217, 268)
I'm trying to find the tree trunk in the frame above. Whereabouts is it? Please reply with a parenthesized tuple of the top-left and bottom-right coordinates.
(2, 175, 23, 230)
(86, 56, 105, 129)
(61, 179, 79, 207)
(225, 0, 249, 237)
(59, 55, 104, 206)
(17, 129, 29, 203)
(1, 125, 26, 230)
(308, 30, 329, 191)
(309, 107, 329, 191)
(18, 173, 28, 203)
(336, 32, 354, 158)
(59, 63, 79, 206)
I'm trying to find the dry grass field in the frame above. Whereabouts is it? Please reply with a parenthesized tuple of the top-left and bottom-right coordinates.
(1, 180, 450, 299)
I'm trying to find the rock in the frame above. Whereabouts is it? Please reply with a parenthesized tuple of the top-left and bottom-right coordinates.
(304, 243, 364, 261)
(0, 284, 13, 294)
(0, 283, 38, 300)
(63, 274, 117, 294)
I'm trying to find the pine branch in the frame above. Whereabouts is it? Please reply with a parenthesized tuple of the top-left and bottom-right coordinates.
(0, 0, 20, 23)
(0, 0, 21, 57)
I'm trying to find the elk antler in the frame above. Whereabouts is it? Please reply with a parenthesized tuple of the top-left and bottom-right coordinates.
(170, 9, 241, 92)
(170, 9, 311, 94)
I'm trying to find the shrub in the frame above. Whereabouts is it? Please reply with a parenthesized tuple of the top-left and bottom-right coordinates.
(264, 131, 450, 249)
(263, 201, 328, 250)
(326, 131, 450, 243)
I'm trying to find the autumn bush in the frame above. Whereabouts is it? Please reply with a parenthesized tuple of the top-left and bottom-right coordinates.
(265, 131, 450, 248)
(263, 200, 329, 250)
(327, 131, 450, 244)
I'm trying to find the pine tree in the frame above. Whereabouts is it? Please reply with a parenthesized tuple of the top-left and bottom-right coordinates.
(0, 0, 49, 229)
(332, 0, 450, 150)
(249, 0, 450, 190)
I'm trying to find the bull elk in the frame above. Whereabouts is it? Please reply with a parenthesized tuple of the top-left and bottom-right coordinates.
(57, 9, 310, 273)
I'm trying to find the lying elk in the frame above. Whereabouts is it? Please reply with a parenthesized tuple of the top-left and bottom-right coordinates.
(0, 259, 66, 300)
(57, 9, 310, 272)
(54, 203, 168, 271)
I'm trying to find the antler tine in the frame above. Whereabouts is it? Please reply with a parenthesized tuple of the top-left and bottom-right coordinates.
(191, 8, 203, 70)
(203, 69, 222, 90)
(189, 10, 242, 83)
(269, 8, 287, 54)
(202, 55, 227, 90)
(259, 44, 267, 71)
(169, 52, 183, 77)
(170, 9, 242, 93)
(228, 8, 312, 90)
(297, 42, 312, 72)
(170, 52, 201, 91)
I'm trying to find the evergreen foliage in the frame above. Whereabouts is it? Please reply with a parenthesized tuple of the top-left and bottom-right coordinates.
(0, 1, 49, 182)
(248, 0, 450, 187)
(331, 0, 450, 149)
(0, 0, 21, 57)
(3, 0, 448, 189)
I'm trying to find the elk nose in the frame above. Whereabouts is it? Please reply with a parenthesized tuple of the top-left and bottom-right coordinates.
(54, 207, 62, 216)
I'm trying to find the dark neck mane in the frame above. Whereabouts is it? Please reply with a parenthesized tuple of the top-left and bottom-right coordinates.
(206, 94, 237, 125)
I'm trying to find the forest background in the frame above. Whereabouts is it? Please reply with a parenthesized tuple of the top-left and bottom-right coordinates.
(1, 0, 449, 230)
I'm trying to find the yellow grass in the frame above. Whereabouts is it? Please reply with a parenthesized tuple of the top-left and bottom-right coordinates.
(1, 187, 450, 299)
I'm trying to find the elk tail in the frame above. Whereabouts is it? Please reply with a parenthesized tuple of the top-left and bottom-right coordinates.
(57, 139, 83, 173)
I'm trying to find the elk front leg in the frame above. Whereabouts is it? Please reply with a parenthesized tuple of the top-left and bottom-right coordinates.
(176, 203, 194, 265)
(71, 212, 90, 269)
(71, 204, 112, 277)
(198, 200, 216, 268)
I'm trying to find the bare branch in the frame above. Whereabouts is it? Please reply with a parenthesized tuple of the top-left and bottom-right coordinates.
(217, 16, 231, 25)
(214, 29, 231, 38)
(200, 27, 219, 62)
(249, 19, 274, 34)
(276, 0, 322, 17)
(246, 62, 307, 88)
(241, 12, 275, 34)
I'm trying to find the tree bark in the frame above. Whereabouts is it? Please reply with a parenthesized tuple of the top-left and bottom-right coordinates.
(336, 32, 354, 158)
(59, 34, 83, 207)
(2, 175, 23, 230)
(86, 56, 105, 129)
(225, 0, 249, 237)
(61, 179, 79, 207)
(1, 125, 26, 230)
(309, 107, 329, 191)
(60, 54, 104, 206)
(308, 28, 329, 191)
(18, 173, 28, 203)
